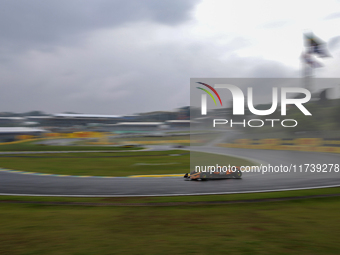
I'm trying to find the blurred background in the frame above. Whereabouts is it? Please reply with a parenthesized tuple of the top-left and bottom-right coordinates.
(0, 0, 339, 146)
(0, 1, 340, 254)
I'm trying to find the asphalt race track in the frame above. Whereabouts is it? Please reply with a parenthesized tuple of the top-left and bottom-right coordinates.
(0, 145, 339, 196)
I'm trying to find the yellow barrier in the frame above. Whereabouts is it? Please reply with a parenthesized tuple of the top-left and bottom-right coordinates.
(0, 138, 40, 145)
(44, 132, 105, 139)
(124, 140, 193, 145)
(17, 135, 35, 140)
(1, 132, 111, 145)
(234, 139, 251, 145)
(261, 138, 280, 145)
(295, 138, 322, 146)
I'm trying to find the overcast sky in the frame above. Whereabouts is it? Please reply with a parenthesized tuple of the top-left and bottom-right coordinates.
(1, 0, 340, 115)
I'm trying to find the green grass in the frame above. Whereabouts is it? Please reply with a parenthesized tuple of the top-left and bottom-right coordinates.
(0, 141, 143, 152)
(0, 195, 340, 254)
(0, 151, 253, 176)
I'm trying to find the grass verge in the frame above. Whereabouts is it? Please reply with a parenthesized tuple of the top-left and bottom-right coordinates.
(0, 192, 340, 254)
(0, 151, 253, 176)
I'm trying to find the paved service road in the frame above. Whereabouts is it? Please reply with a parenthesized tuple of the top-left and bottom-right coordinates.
(0, 145, 339, 196)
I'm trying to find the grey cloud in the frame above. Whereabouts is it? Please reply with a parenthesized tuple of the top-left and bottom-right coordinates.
(0, 38, 297, 115)
(324, 12, 340, 20)
(0, 1, 302, 115)
(260, 20, 290, 29)
(328, 36, 340, 50)
(0, 0, 199, 51)
(249, 61, 298, 78)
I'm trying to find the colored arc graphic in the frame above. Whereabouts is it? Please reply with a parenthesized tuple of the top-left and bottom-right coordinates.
(196, 87, 217, 105)
(196, 82, 223, 106)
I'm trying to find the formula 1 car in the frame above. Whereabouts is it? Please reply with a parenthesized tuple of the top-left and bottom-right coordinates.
(184, 167, 242, 181)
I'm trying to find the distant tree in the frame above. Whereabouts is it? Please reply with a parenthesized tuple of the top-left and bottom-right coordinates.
(22, 111, 48, 116)
(63, 112, 80, 114)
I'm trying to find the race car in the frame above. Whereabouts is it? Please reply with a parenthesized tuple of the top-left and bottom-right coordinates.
(184, 167, 242, 181)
